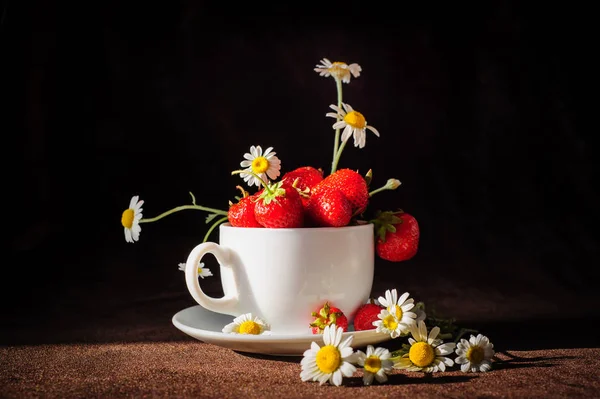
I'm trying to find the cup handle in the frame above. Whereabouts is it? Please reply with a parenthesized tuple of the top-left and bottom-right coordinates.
(185, 242, 239, 316)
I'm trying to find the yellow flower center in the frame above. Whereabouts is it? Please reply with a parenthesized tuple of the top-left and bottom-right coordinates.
(409, 342, 435, 367)
(329, 62, 350, 80)
(466, 346, 485, 364)
(343, 110, 366, 128)
(389, 305, 403, 320)
(121, 209, 134, 229)
(364, 355, 382, 374)
(316, 345, 341, 374)
(382, 314, 398, 331)
(332, 61, 348, 68)
(238, 320, 261, 335)
(251, 156, 269, 174)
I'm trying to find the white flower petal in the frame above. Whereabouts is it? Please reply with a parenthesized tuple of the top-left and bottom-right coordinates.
(124, 227, 132, 243)
(341, 125, 353, 141)
(367, 125, 380, 136)
(331, 370, 342, 386)
(428, 326, 440, 342)
(332, 120, 346, 130)
(129, 195, 138, 208)
(441, 356, 454, 367)
(374, 371, 387, 383)
(397, 292, 409, 305)
(339, 361, 356, 377)
(437, 342, 456, 355)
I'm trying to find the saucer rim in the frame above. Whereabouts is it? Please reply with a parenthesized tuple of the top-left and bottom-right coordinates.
(172, 305, 388, 342)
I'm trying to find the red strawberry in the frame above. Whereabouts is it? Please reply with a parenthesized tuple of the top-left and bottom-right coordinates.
(353, 302, 384, 331)
(228, 186, 262, 227)
(310, 301, 348, 333)
(305, 185, 352, 227)
(282, 166, 324, 192)
(282, 166, 324, 207)
(253, 181, 304, 228)
(319, 168, 369, 215)
(373, 210, 420, 262)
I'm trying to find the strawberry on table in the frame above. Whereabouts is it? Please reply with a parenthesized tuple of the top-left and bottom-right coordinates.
(373, 210, 420, 262)
(254, 181, 304, 228)
(353, 301, 384, 331)
(228, 186, 262, 228)
(310, 301, 348, 333)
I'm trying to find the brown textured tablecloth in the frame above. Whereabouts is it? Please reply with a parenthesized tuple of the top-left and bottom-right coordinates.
(2, 343, 599, 399)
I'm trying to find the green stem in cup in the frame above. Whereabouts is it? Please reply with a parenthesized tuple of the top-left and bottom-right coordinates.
(368, 179, 402, 197)
(231, 170, 273, 195)
(203, 216, 229, 243)
(139, 192, 228, 224)
(330, 138, 348, 175)
(331, 78, 344, 174)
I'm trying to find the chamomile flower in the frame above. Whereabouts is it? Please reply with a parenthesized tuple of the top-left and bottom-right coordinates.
(239, 145, 281, 188)
(222, 313, 270, 335)
(326, 103, 380, 148)
(300, 324, 356, 386)
(314, 58, 362, 84)
(178, 262, 213, 279)
(354, 345, 394, 385)
(373, 289, 417, 337)
(394, 320, 456, 373)
(121, 195, 144, 243)
(455, 334, 495, 373)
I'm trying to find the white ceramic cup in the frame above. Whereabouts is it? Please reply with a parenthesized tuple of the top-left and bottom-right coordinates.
(184, 223, 374, 335)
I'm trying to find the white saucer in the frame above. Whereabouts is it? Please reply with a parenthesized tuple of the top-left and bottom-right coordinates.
(172, 305, 393, 356)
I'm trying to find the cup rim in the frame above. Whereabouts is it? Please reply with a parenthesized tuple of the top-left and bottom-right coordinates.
(220, 222, 374, 233)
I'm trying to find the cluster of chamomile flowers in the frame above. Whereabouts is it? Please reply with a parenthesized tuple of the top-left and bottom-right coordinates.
(120, 57, 383, 245)
(219, 288, 495, 387)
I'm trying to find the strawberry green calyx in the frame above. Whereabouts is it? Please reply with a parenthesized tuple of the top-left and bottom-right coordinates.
(236, 185, 250, 199)
(229, 185, 251, 206)
(368, 178, 401, 197)
(257, 180, 287, 205)
(291, 177, 311, 200)
(364, 169, 373, 187)
(371, 209, 404, 242)
(310, 302, 344, 332)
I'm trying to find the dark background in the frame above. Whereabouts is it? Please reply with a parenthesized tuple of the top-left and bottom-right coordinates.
(4, 2, 598, 348)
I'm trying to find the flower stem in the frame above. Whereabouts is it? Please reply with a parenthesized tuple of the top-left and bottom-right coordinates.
(330, 78, 343, 175)
(203, 216, 229, 243)
(231, 170, 273, 194)
(330, 138, 348, 174)
(369, 179, 402, 197)
(140, 205, 227, 224)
